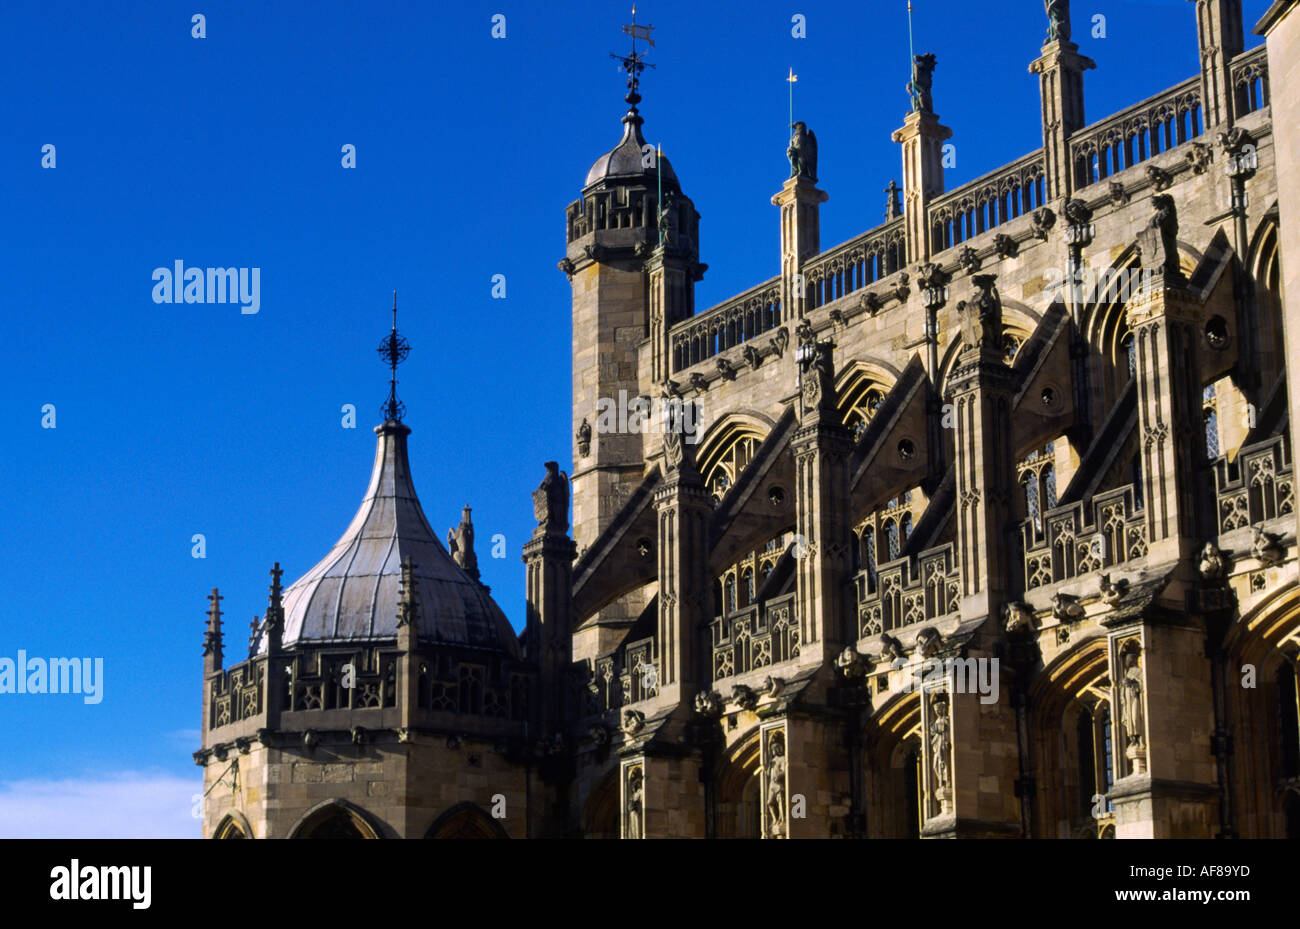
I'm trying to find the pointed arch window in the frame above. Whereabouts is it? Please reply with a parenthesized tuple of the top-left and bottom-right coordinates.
(1204, 384, 1221, 459)
(884, 519, 900, 561)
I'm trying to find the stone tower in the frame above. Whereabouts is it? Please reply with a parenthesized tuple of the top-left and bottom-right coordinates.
(560, 48, 703, 655)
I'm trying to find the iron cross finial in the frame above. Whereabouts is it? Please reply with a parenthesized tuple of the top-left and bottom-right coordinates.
(377, 292, 411, 423)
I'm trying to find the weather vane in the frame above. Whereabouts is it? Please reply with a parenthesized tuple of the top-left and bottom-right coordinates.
(378, 291, 410, 422)
(611, 4, 656, 105)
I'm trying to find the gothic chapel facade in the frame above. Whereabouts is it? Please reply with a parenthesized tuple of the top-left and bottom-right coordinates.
(197, 0, 1300, 838)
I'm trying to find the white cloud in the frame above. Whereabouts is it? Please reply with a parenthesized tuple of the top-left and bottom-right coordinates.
(0, 772, 202, 838)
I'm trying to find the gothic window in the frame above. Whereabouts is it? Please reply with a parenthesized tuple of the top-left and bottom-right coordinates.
(1077, 710, 1097, 819)
(1003, 334, 1022, 365)
(702, 430, 761, 503)
(1100, 706, 1115, 800)
(458, 664, 484, 715)
(1022, 470, 1041, 533)
(724, 575, 737, 614)
(1122, 331, 1136, 381)
(841, 378, 888, 439)
(862, 527, 877, 582)
(900, 513, 913, 547)
(1018, 443, 1057, 532)
(884, 519, 900, 561)
(740, 568, 755, 608)
(1204, 384, 1220, 459)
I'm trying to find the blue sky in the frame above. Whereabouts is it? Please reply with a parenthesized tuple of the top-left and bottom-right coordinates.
(0, 0, 1267, 835)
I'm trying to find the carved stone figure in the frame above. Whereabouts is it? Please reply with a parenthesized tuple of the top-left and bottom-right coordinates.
(1052, 591, 1085, 622)
(765, 732, 788, 837)
(1199, 541, 1227, 581)
(1098, 573, 1129, 607)
(907, 53, 936, 113)
(1045, 0, 1071, 43)
(1003, 601, 1037, 638)
(788, 122, 819, 182)
(1031, 207, 1056, 239)
(915, 627, 941, 658)
(622, 708, 646, 735)
(770, 327, 790, 359)
(742, 344, 763, 369)
(576, 418, 592, 457)
(1137, 193, 1181, 279)
(835, 646, 866, 679)
(532, 461, 570, 533)
(763, 675, 786, 697)
(447, 505, 478, 578)
(732, 683, 759, 711)
(1109, 181, 1130, 206)
(879, 634, 903, 663)
(1120, 648, 1145, 750)
(799, 339, 836, 414)
(957, 274, 1002, 356)
(693, 690, 723, 718)
(626, 766, 644, 839)
(1252, 524, 1285, 567)
(929, 695, 952, 810)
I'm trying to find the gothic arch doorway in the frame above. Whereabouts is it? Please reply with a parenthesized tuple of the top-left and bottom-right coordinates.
(425, 802, 509, 839)
(288, 799, 382, 839)
(582, 768, 620, 838)
(715, 731, 762, 838)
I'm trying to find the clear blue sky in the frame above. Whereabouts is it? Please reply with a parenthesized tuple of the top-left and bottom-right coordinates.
(0, 0, 1267, 834)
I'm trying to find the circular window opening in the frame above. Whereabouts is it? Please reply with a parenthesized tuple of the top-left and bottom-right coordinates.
(1205, 316, 1230, 351)
(898, 439, 916, 460)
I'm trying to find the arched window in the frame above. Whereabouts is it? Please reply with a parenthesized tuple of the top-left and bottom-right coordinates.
(1100, 706, 1115, 799)
(1043, 464, 1058, 510)
(1077, 709, 1097, 819)
(1022, 470, 1041, 532)
(884, 519, 900, 561)
(724, 575, 737, 614)
(740, 568, 755, 608)
(900, 513, 913, 547)
(1204, 384, 1220, 459)
(863, 527, 877, 582)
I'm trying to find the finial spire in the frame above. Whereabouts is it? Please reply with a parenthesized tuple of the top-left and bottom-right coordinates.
(611, 5, 656, 110)
(378, 291, 411, 423)
(204, 588, 224, 664)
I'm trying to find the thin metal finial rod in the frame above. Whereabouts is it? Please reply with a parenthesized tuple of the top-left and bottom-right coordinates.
(377, 292, 410, 423)
(907, 1, 916, 61)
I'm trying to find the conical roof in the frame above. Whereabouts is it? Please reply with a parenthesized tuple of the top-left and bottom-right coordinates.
(278, 421, 519, 656)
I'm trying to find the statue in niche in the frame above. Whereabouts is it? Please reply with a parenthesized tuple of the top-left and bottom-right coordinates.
(907, 54, 936, 113)
(787, 122, 819, 182)
(929, 694, 952, 808)
(532, 461, 570, 533)
(1045, 0, 1071, 43)
(765, 731, 788, 837)
(1121, 647, 1145, 751)
(447, 505, 478, 578)
(625, 766, 644, 839)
